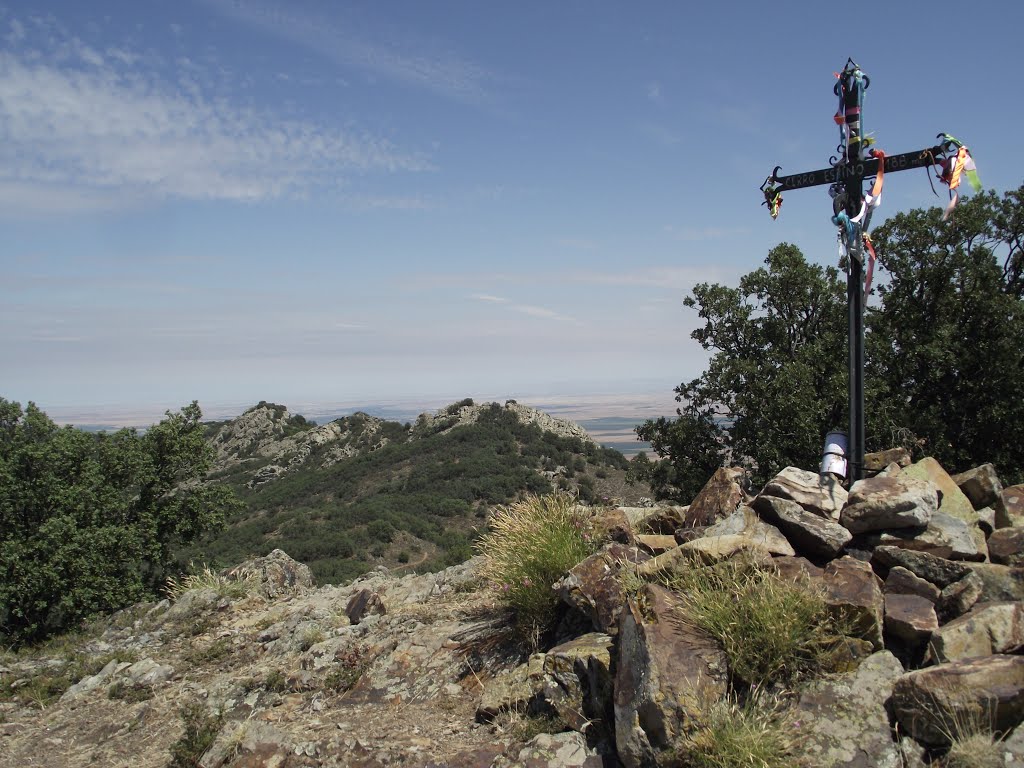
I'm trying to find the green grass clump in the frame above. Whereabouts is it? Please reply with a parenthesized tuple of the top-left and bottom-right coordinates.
(944, 732, 1004, 768)
(164, 563, 256, 602)
(666, 558, 847, 687)
(680, 692, 796, 768)
(476, 493, 597, 633)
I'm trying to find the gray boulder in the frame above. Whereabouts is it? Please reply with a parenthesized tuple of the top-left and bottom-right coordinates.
(840, 475, 937, 534)
(968, 563, 1024, 602)
(871, 546, 972, 588)
(753, 494, 852, 560)
(794, 651, 906, 768)
(223, 548, 315, 599)
(542, 633, 614, 742)
(761, 466, 847, 519)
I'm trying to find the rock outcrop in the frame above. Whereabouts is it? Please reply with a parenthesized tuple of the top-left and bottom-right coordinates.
(5, 454, 1024, 767)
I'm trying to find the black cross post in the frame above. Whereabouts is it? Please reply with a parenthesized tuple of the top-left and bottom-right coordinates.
(762, 59, 954, 483)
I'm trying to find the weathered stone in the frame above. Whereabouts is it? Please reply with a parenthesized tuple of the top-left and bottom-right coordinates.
(614, 585, 728, 768)
(624, 506, 688, 536)
(60, 658, 123, 701)
(491, 731, 604, 768)
(977, 506, 997, 534)
(884, 594, 938, 647)
(823, 557, 885, 650)
(929, 602, 1024, 662)
(753, 494, 852, 560)
(863, 447, 912, 472)
(761, 466, 848, 519)
(871, 546, 972, 588)
(554, 543, 650, 636)
(223, 548, 315, 599)
(883, 566, 940, 603)
(477, 655, 546, 722)
(840, 475, 937, 534)
(952, 463, 1004, 510)
(771, 555, 824, 584)
(634, 534, 679, 555)
(937, 571, 984, 622)
(795, 651, 906, 768)
(542, 633, 614, 739)
(892, 654, 1024, 746)
(990, 528, 1024, 566)
(858, 512, 982, 561)
(123, 658, 174, 686)
(679, 534, 783, 564)
(346, 589, 386, 625)
(701, 506, 796, 557)
(683, 466, 748, 527)
(969, 563, 1024, 602)
(1001, 484, 1024, 528)
(592, 507, 634, 545)
(1005, 723, 1024, 767)
(901, 458, 987, 554)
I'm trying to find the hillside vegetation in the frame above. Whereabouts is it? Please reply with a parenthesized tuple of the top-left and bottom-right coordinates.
(185, 399, 638, 583)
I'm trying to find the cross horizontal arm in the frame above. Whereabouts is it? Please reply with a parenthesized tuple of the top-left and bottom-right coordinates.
(771, 145, 943, 192)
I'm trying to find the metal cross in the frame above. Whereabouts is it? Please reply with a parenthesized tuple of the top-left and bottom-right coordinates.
(762, 58, 957, 483)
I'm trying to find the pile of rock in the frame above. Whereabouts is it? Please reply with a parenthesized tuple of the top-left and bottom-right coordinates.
(477, 454, 1024, 766)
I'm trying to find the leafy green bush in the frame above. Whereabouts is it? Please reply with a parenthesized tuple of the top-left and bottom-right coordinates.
(665, 559, 848, 687)
(476, 493, 596, 633)
(0, 399, 240, 646)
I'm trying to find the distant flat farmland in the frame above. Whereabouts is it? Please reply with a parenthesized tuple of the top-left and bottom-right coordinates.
(576, 416, 649, 456)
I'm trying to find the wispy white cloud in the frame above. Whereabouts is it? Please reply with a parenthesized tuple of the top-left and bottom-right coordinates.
(0, 17, 432, 214)
(646, 82, 663, 103)
(472, 293, 582, 325)
(198, 0, 491, 104)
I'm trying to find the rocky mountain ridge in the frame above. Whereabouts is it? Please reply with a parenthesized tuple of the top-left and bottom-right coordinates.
(6, 452, 1024, 766)
(209, 400, 598, 489)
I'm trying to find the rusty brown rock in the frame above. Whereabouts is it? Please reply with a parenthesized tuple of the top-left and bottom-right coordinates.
(823, 557, 885, 650)
(863, 447, 912, 472)
(753, 494, 851, 560)
(892, 654, 1024, 746)
(952, 463, 1003, 511)
(884, 594, 938, 647)
(989, 528, 1024, 567)
(614, 585, 728, 768)
(683, 466, 749, 528)
(883, 566, 940, 603)
(929, 602, 1024, 662)
(554, 543, 650, 636)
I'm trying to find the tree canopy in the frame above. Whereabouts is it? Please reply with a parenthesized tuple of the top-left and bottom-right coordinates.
(0, 400, 239, 645)
(636, 185, 1024, 499)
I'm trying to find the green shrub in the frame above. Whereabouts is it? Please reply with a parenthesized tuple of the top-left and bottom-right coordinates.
(665, 558, 848, 687)
(476, 493, 596, 633)
(679, 691, 796, 768)
(167, 702, 221, 768)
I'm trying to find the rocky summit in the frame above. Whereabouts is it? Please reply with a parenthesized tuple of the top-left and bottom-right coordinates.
(5, 454, 1024, 766)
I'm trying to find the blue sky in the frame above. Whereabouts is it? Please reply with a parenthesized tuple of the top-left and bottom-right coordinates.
(3, 0, 1022, 421)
